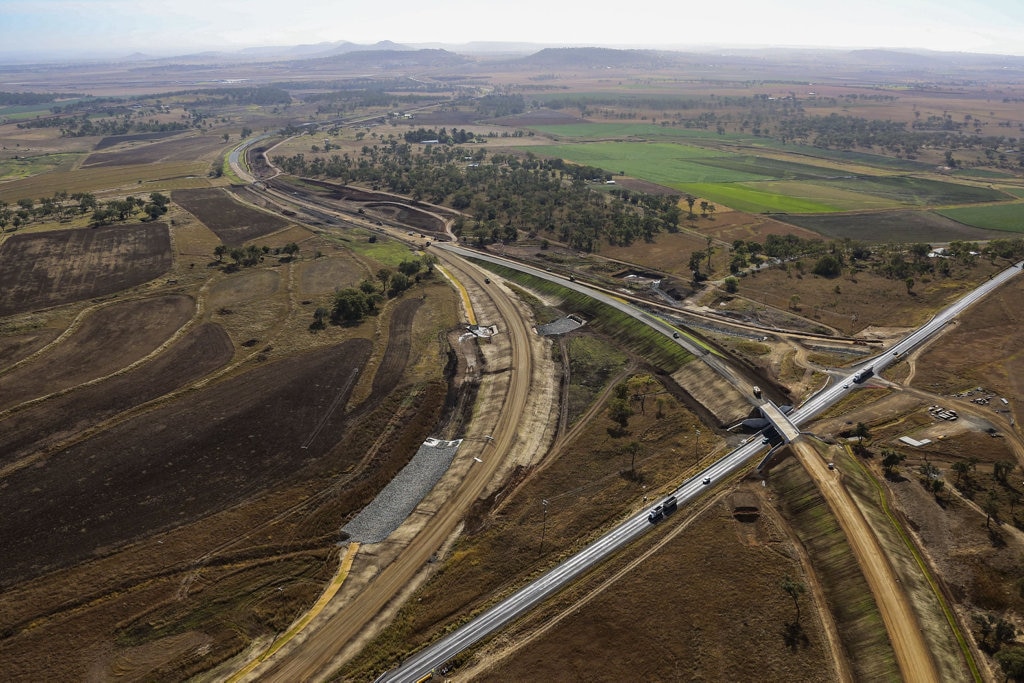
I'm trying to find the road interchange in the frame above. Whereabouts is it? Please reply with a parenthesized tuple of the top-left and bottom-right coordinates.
(379, 254, 1023, 682)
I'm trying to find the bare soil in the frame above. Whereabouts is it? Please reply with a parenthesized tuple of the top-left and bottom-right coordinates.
(173, 187, 290, 244)
(0, 294, 194, 412)
(0, 321, 233, 467)
(0, 339, 373, 586)
(82, 134, 226, 167)
(0, 327, 61, 367)
(0, 223, 172, 317)
(0, 283, 454, 680)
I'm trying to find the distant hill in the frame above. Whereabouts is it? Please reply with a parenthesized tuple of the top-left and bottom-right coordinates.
(512, 47, 683, 70)
(299, 48, 470, 71)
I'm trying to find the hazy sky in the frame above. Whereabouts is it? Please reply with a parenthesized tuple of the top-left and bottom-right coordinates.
(4, 0, 1024, 58)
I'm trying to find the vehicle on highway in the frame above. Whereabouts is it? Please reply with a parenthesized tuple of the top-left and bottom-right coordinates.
(647, 504, 664, 524)
(672, 332, 680, 339)
(702, 476, 712, 485)
(648, 495, 678, 523)
(761, 437, 771, 444)
(752, 385, 762, 398)
(842, 383, 849, 389)
(853, 366, 875, 384)
(484, 278, 491, 284)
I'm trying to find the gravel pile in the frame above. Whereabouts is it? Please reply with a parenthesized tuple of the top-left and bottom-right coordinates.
(342, 438, 463, 543)
(536, 316, 584, 336)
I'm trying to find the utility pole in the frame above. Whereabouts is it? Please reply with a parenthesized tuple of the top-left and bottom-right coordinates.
(694, 429, 701, 460)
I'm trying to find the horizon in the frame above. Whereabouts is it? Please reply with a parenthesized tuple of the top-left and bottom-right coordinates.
(2, 0, 1023, 63)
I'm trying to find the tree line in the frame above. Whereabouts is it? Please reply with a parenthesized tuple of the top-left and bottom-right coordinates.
(271, 143, 682, 252)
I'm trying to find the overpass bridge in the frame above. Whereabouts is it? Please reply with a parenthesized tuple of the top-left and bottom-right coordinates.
(759, 399, 801, 443)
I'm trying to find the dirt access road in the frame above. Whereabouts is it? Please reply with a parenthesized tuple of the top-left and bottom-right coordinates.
(251, 249, 538, 681)
(790, 439, 939, 682)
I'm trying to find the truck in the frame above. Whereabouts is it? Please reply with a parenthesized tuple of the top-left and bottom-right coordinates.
(648, 495, 678, 523)
(852, 366, 874, 384)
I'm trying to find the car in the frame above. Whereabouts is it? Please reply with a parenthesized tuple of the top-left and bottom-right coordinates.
(893, 350, 900, 356)
(672, 332, 680, 339)
(484, 278, 491, 284)
(761, 437, 771, 445)
(702, 476, 712, 485)
(842, 384, 849, 389)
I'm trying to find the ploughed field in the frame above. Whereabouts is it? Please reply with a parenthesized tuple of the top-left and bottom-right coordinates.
(0, 338, 372, 586)
(173, 187, 291, 244)
(0, 223, 172, 316)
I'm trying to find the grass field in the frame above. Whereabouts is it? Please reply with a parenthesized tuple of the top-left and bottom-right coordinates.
(0, 153, 82, 181)
(0, 162, 212, 202)
(936, 202, 1024, 233)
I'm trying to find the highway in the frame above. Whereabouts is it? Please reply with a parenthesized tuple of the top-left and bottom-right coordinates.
(379, 257, 1023, 682)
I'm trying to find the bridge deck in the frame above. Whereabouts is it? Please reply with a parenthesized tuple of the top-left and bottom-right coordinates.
(760, 400, 801, 442)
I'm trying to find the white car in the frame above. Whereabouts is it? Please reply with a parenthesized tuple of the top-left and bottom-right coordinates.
(702, 476, 712, 485)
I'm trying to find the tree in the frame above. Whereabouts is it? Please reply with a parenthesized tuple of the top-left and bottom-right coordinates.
(688, 252, 704, 281)
(310, 306, 328, 331)
(812, 254, 843, 278)
(331, 288, 373, 324)
(685, 195, 696, 218)
(994, 460, 1016, 484)
(952, 460, 972, 485)
(213, 244, 227, 261)
(724, 276, 739, 294)
(983, 491, 1000, 528)
(608, 398, 633, 433)
(624, 440, 642, 476)
(376, 268, 392, 293)
(789, 294, 801, 311)
(905, 277, 915, 294)
(853, 422, 871, 441)
(387, 271, 411, 297)
(781, 576, 806, 623)
(996, 646, 1024, 681)
(881, 448, 906, 475)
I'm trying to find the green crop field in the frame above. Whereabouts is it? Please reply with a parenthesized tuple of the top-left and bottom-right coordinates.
(812, 175, 1010, 206)
(936, 203, 1024, 233)
(693, 155, 850, 180)
(681, 182, 844, 213)
(530, 142, 766, 185)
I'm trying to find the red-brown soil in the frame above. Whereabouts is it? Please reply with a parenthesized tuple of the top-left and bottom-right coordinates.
(0, 223, 172, 317)
(173, 187, 290, 244)
(0, 339, 372, 586)
(82, 134, 225, 166)
(0, 321, 233, 465)
(0, 294, 193, 411)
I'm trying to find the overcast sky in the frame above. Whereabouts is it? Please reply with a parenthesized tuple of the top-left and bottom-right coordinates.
(4, 0, 1024, 59)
